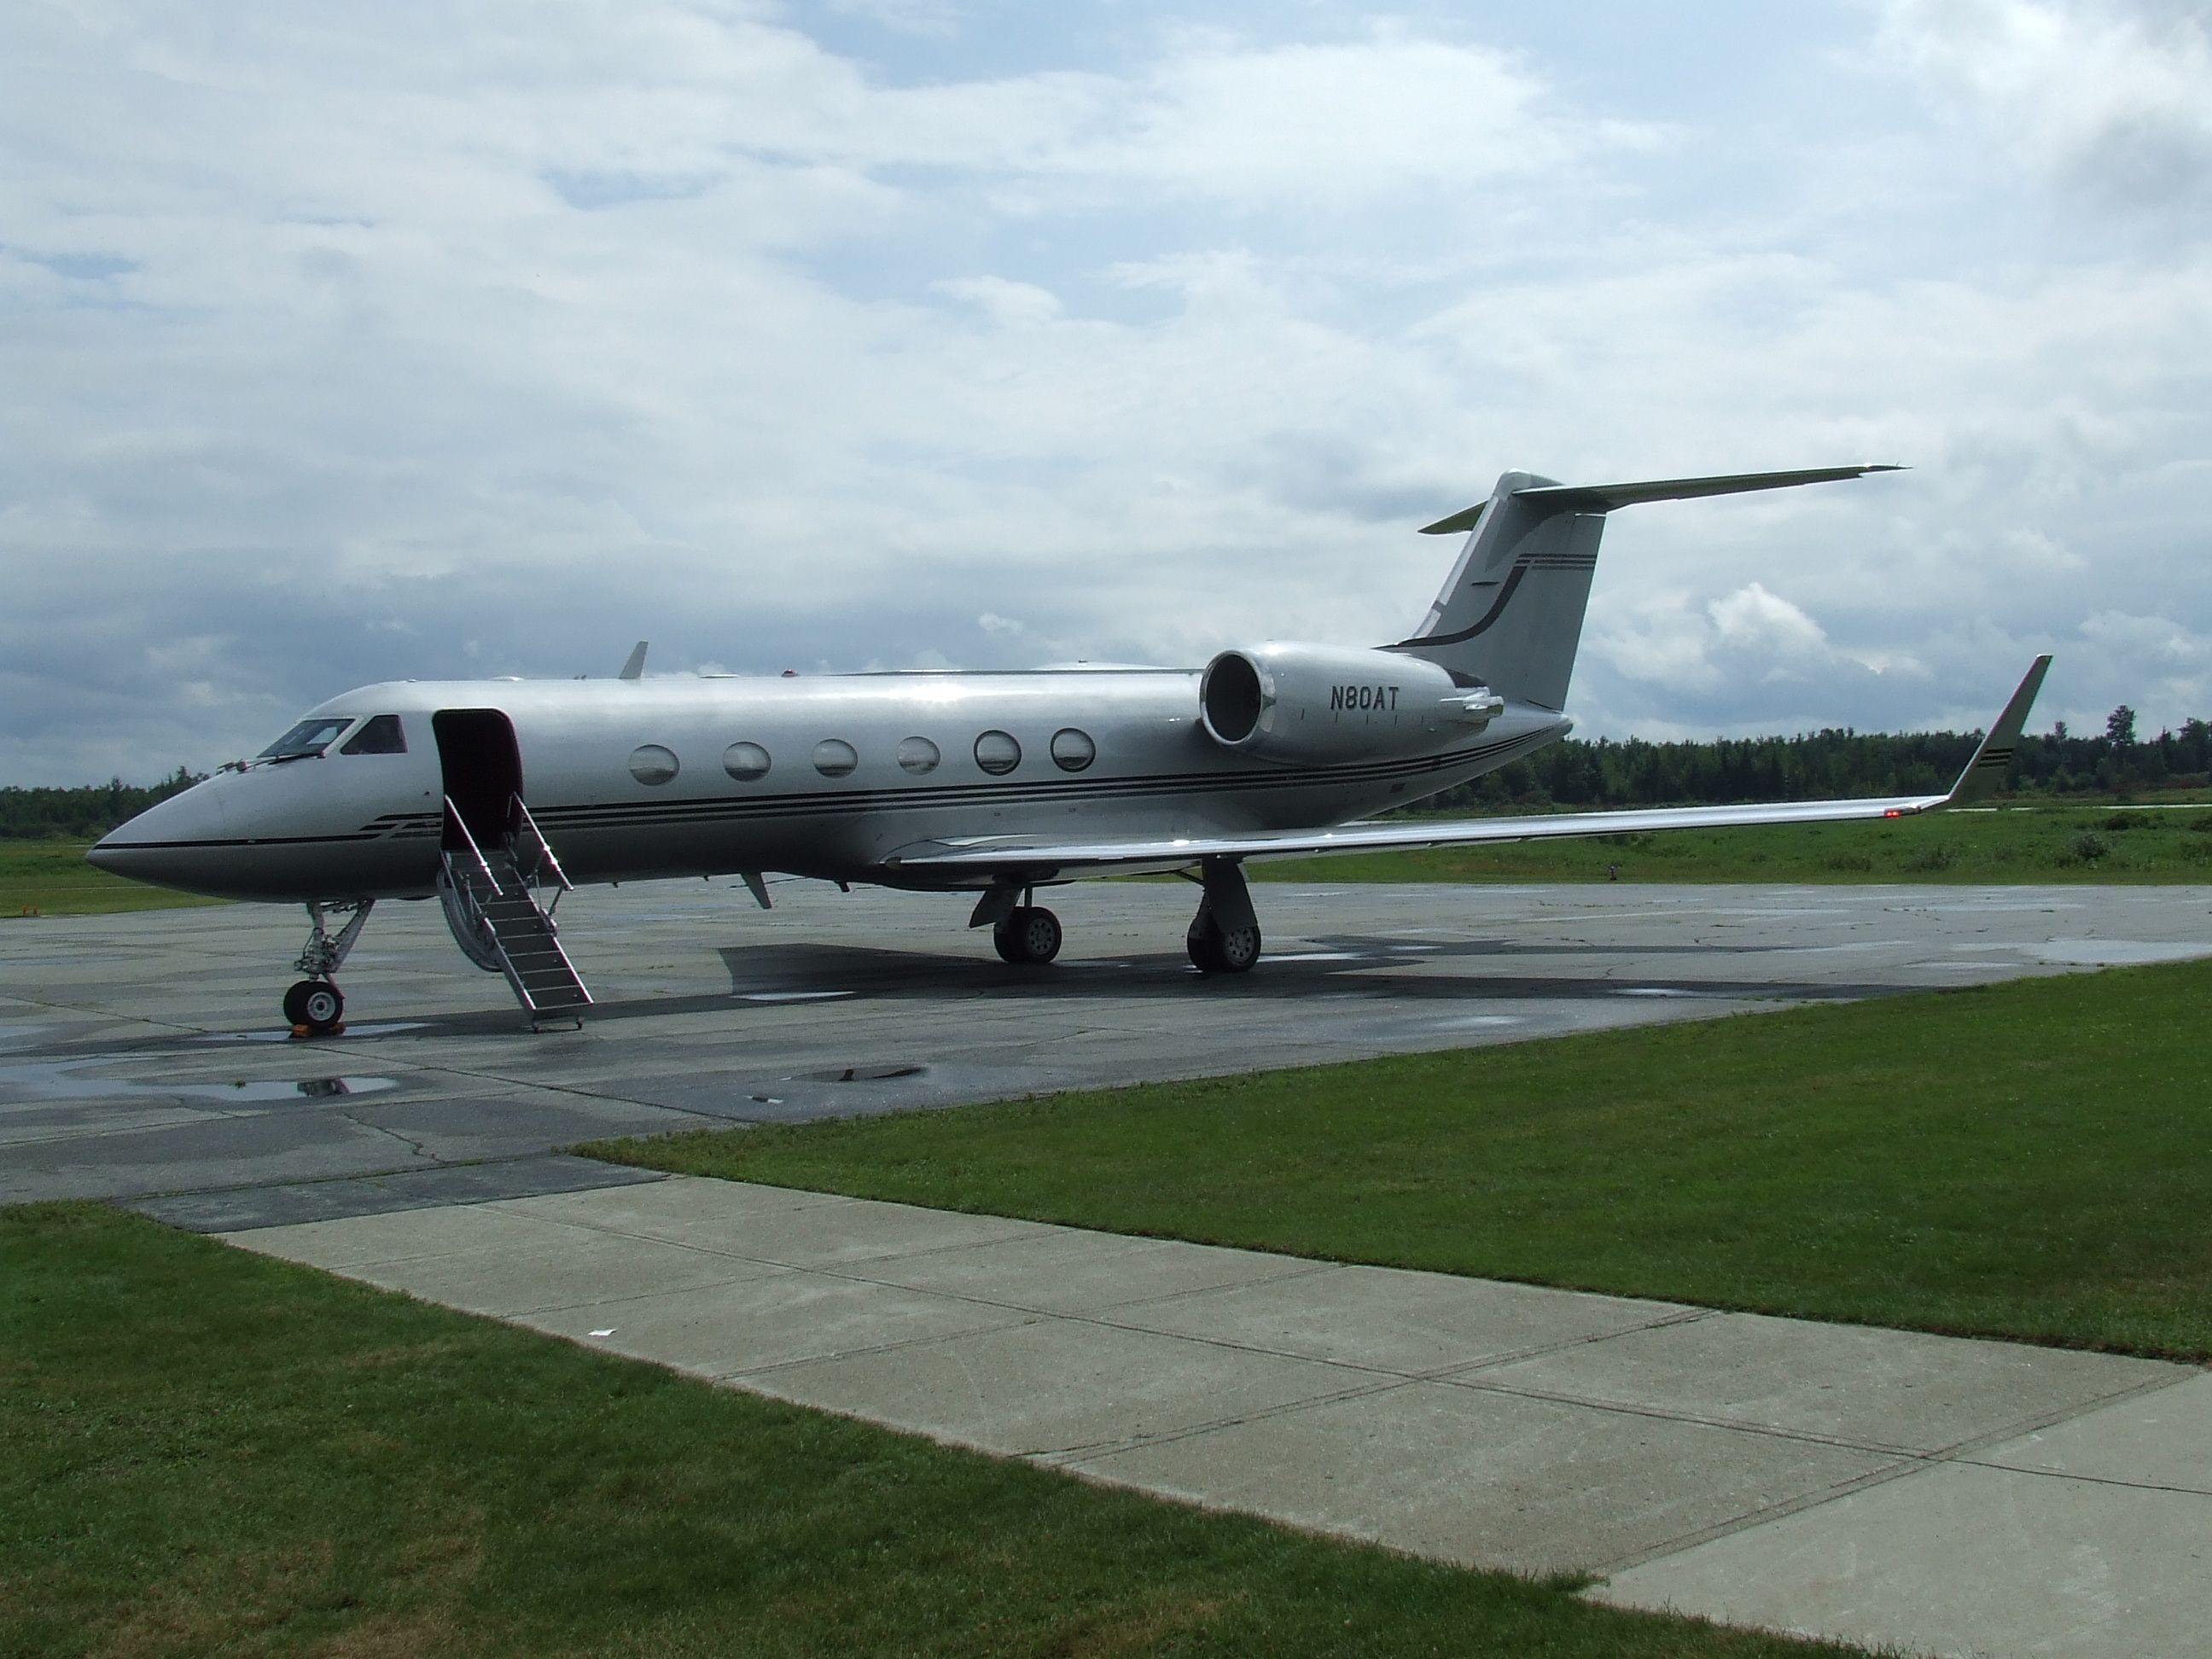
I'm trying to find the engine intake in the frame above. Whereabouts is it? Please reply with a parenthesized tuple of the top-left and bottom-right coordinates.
(1198, 643, 1504, 766)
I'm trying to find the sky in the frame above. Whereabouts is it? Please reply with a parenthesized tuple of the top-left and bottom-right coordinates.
(3, 0, 2209, 784)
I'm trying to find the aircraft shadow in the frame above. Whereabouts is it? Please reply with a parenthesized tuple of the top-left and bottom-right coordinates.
(690, 936, 1909, 1013)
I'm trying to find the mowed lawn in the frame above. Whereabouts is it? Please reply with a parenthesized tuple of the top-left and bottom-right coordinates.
(595, 958, 2212, 1362)
(1254, 801, 2212, 885)
(1, 1206, 1848, 1659)
(0, 840, 225, 918)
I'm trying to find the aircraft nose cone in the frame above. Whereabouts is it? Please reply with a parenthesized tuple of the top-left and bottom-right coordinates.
(88, 782, 235, 893)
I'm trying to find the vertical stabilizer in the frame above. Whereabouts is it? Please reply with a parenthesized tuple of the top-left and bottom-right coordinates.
(1386, 464, 1902, 711)
(1385, 471, 1604, 711)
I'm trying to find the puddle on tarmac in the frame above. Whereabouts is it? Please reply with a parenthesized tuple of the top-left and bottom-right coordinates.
(0, 1057, 400, 1103)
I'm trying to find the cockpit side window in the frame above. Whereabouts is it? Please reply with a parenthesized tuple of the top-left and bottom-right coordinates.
(340, 714, 407, 755)
(258, 717, 353, 762)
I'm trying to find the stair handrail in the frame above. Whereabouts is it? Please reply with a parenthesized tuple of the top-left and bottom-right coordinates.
(509, 795, 573, 898)
(443, 795, 501, 894)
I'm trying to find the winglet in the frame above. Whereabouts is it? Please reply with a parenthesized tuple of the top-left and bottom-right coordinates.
(619, 641, 648, 681)
(1941, 655, 2053, 807)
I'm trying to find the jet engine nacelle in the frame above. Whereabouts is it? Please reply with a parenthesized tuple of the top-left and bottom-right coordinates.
(1198, 643, 1505, 765)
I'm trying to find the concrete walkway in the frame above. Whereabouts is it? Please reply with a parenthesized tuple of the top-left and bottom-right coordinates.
(224, 1175, 2211, 1658)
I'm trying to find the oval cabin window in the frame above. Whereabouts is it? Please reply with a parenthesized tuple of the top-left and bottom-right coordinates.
(723, 742, 771, 782)
(1050, 728, 1096, 772)
(812, 738, 859, 778)
(628, 744, 680, 786)
(974, 731, 1022, 776)
(896, 736, 940, 776)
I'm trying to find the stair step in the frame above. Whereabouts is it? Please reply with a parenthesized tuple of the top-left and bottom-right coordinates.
(441, 838, 592, 1016)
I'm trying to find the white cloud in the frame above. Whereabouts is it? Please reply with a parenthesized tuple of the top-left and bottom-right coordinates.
(1879, 0, 2212, 204)
(934, 275, 1062, 326)
(3, 4, 2211, 780)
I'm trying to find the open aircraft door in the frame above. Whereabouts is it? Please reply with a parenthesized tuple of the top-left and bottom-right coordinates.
(432, 709, 522, 853)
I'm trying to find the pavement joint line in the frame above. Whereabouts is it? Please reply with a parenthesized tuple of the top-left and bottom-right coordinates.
(1423, 1306, 1716, 1381)
(1586, 1453, 1941, 1577)
(482, 1210, 1348, 1332)
(1950, 1455, 2212, 1501)
(1037, 1375, 1440, 1469)
(1917, 1366, 2209, 1462)
(1435, 1368, 2034, 1462)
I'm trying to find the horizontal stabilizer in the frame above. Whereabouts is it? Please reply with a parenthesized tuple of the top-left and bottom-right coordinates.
(1419, 464, 1903, 533)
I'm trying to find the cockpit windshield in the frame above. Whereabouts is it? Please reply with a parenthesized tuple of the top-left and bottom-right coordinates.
(340, 714, 406, 755)
(257, 717, 353, 762)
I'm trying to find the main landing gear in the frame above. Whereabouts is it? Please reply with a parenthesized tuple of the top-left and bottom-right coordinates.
(972, 884, 1065, 965)
(1183, 858, 1261, 975)
(972, 859, 1264, 975)
(992, 903, 1063, 965)
(284, 899, 373, 1037)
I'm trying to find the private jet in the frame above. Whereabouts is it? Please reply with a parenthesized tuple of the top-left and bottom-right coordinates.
(90, 464, 2050, 1034)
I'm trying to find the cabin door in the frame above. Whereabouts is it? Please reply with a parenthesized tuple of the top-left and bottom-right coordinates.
(433, 709, 523, 853)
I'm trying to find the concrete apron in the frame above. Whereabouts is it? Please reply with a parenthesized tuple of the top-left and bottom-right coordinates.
(222, 1174, 2212, 1659)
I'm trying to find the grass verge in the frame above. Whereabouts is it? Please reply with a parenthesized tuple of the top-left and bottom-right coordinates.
(1254, 802, 2212, 885)
(1, 1203, 1843, 1657)
(591, 958, 2212, 1363)
(0, 840, 225, 918)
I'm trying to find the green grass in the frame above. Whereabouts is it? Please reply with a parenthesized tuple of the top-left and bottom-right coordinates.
(591, 958, 2212, 1363)
(0, 840, 225, 918)
(1255, 801, 2212, 884)
(0, 1205, 1846, 1657)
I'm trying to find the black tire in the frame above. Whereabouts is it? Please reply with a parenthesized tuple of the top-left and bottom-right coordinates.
(994, 906, 1062, 965)
(1017, 906, 1062, 964)
(282, 980, 317, 1025)
(1186, 912, 1261, 975)
(294, 981, 344, 1033)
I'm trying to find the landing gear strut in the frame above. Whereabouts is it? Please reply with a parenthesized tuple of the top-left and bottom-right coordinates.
(1185, 858, 1262, 975)
(286, 899, 373, 1037)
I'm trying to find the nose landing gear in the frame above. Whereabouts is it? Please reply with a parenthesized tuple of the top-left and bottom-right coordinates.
(282, 978, 345, 1034)
(285, 899, 373, 1037)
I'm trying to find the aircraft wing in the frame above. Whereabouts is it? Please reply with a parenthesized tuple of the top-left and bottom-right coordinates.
(882, 656, 2051, 882)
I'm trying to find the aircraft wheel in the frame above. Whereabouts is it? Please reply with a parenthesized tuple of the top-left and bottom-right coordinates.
(1186, 915, 1261, 975)
(994, 906, 1062, 965)
(1016, 905, 1062, 964)
(1214, 920, 1262, 972)
(285, 979, 344, 1034)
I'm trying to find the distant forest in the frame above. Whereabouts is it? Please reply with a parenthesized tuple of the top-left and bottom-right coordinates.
(3, 709, 2206, 839)
(1, 768, 204, 841)
(1434, 707, 2210, 811)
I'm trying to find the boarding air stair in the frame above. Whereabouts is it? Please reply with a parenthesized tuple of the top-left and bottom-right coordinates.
(437, 795, 591, 1027)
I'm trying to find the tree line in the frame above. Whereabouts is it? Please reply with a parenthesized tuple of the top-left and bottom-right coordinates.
(0, 768, 205, 840)
(3, 708, 2204, 838)
(1435, 708, 2211, 811)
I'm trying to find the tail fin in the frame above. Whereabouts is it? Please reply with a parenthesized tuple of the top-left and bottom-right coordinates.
(1385, 464, 1903, 710)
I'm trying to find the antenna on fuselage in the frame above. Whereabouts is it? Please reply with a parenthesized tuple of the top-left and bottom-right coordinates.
(618, 642, 648, 680)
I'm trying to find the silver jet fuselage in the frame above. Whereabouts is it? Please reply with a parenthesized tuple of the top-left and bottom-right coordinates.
(98, 669, 1567, 903)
